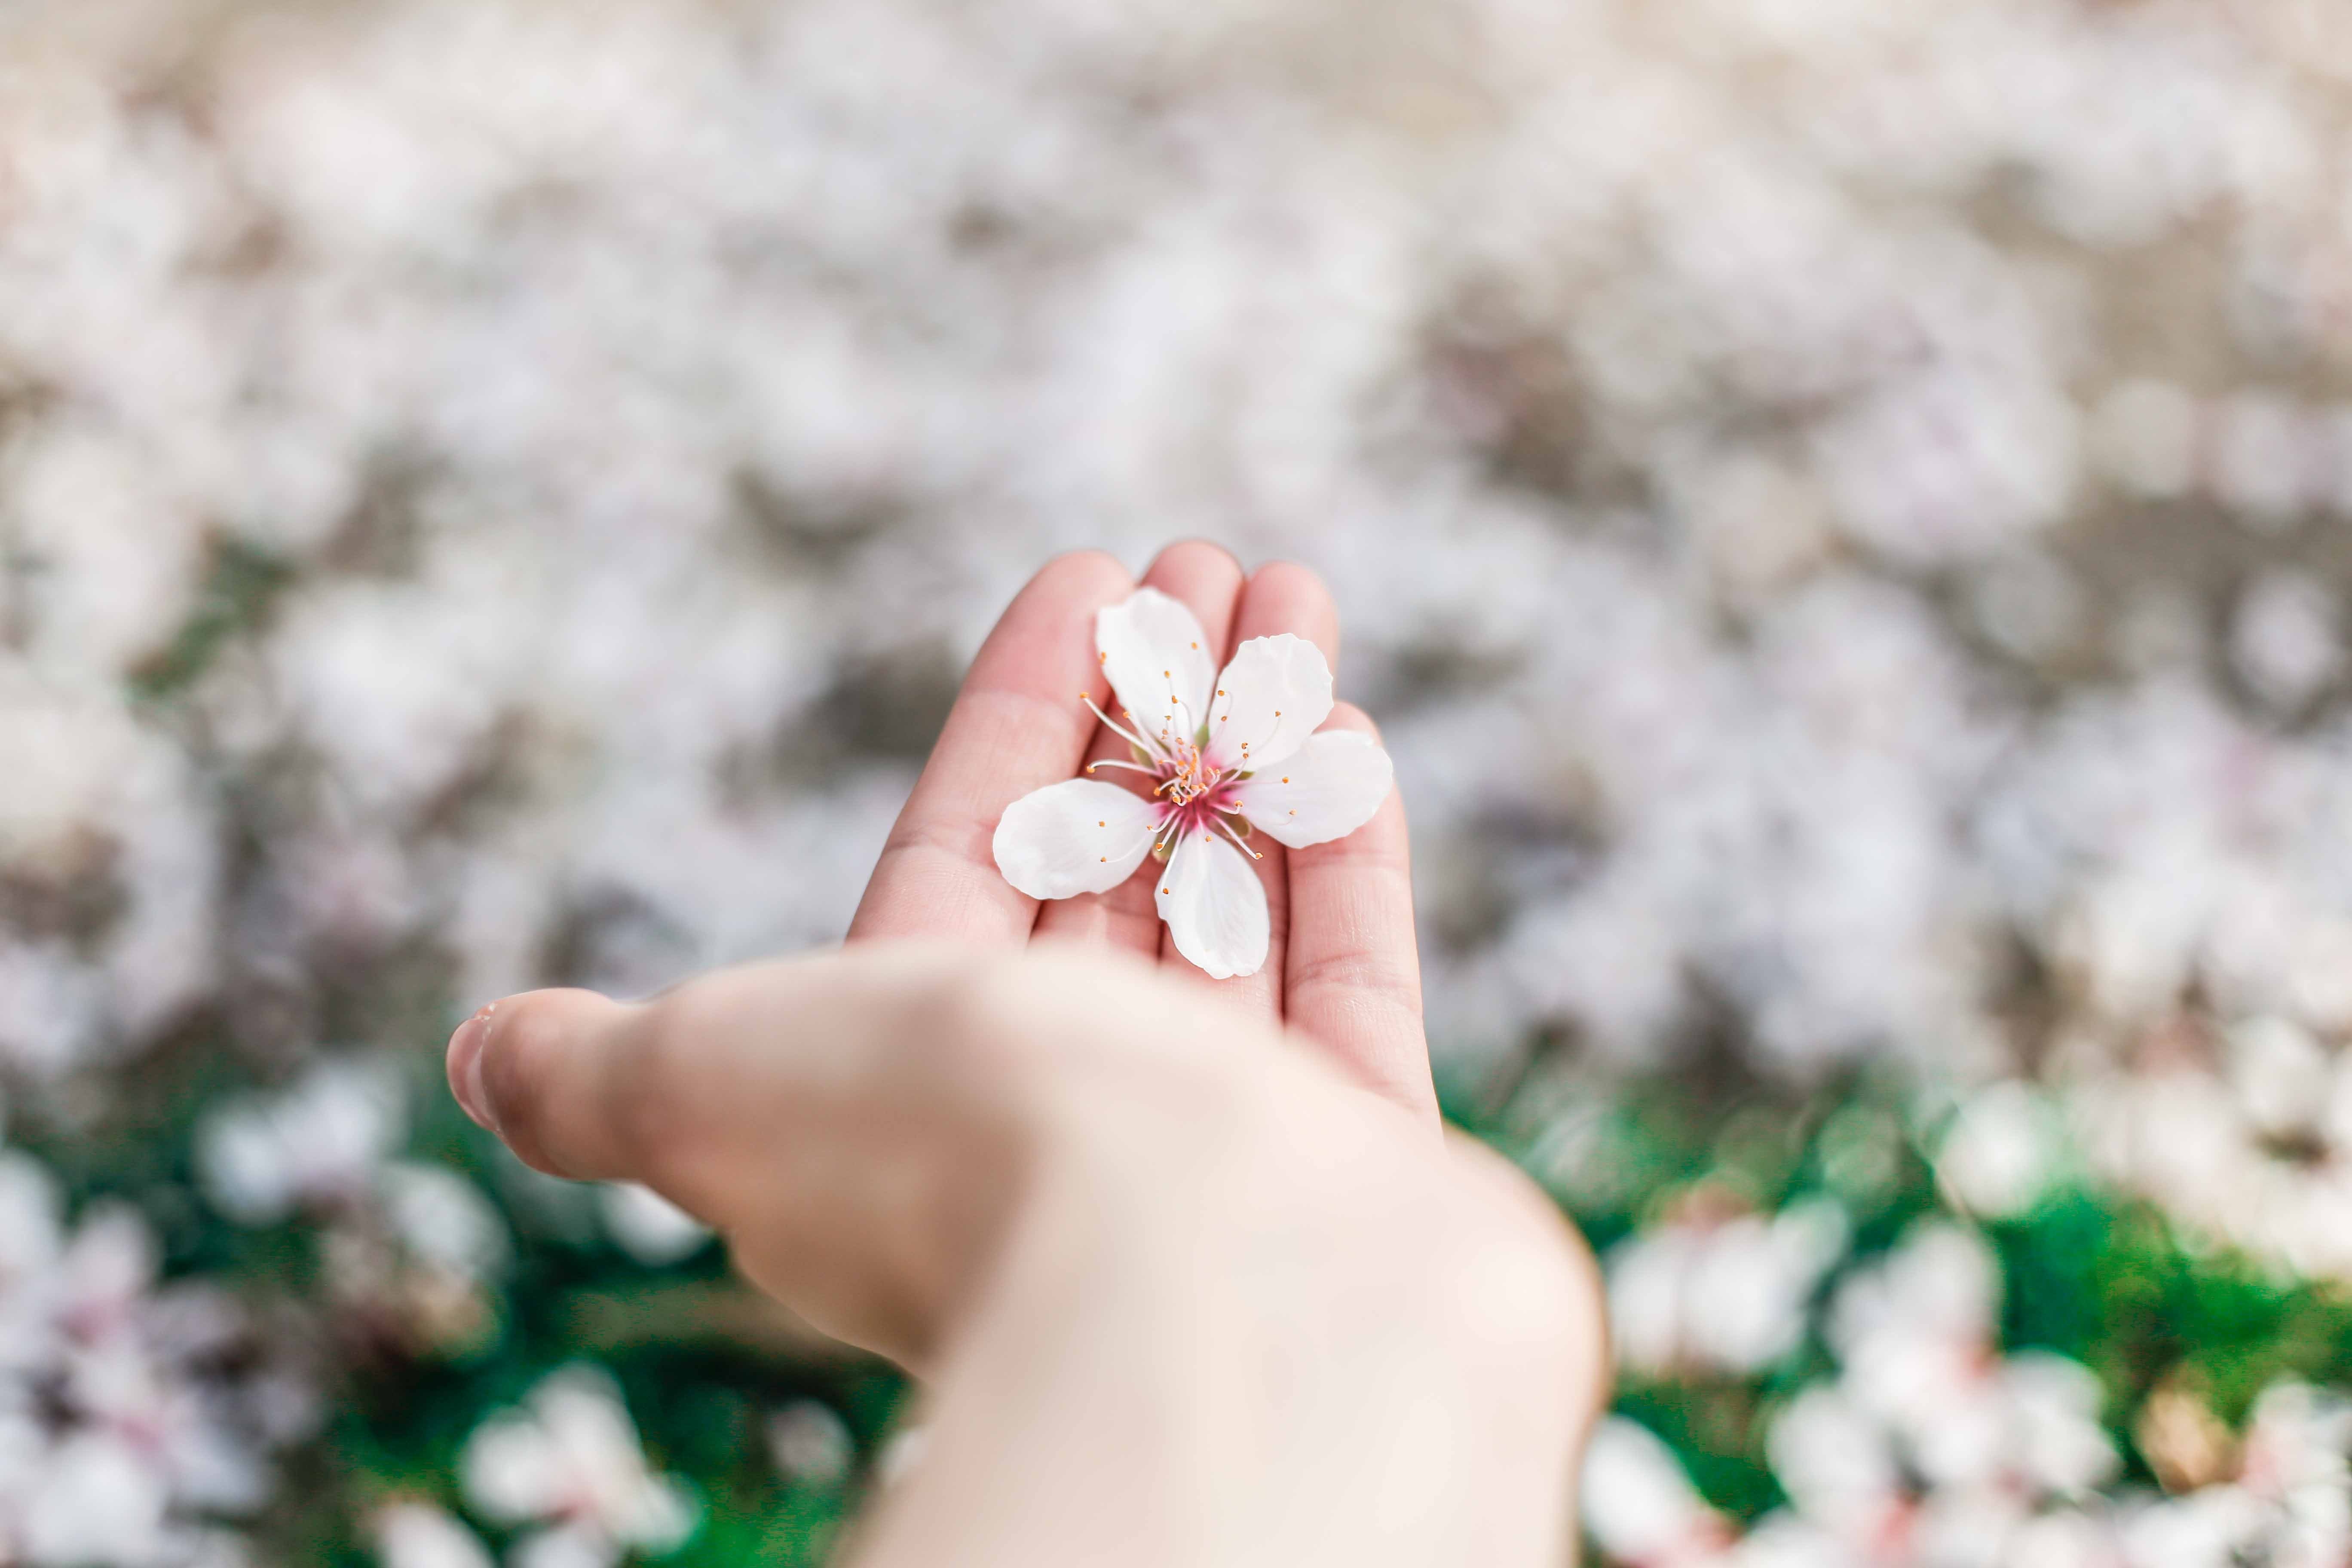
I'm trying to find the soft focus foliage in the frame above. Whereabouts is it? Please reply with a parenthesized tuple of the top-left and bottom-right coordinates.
(9, 0, 2352, 1559)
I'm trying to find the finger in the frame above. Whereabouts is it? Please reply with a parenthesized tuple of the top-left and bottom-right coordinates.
(1160, 561, 1339, 1020)
(447, 944, 1041, 1365)
(1283, 702, 1434, 1124)
(1032, 541, 1246, 957)
(849, 551, 1133, 946)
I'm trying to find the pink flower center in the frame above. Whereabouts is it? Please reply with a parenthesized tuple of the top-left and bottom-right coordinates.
(1153, 739, 1237, 836)
(1076, 690, 1259, 863)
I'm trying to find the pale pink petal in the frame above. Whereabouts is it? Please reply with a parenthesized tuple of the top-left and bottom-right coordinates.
(1231, 730, 1393, 848)
(993, 780, 1161, 900)
(1204, 634, 1332, 772)
(1096, 589, 1217, 756)
(1153, 830, 1270, 980)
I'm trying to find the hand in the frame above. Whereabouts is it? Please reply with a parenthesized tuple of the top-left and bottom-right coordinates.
(846, 544, 1434, 1122)
(445, 548, 1603, 1565)
(447, 943, 1600, 1566)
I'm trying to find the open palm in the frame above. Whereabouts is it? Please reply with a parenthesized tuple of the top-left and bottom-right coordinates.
(846, 543, 1433, 1123)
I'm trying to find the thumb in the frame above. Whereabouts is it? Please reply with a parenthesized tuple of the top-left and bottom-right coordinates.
(447, 986, 647, 1181)
(439, 944, 1054, 1363)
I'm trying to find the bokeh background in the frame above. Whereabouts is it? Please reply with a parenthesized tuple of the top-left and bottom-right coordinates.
(9, 0, 2352, 1562)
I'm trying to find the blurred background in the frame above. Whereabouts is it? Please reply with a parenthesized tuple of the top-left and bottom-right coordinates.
(8, 0, 2352, 1562)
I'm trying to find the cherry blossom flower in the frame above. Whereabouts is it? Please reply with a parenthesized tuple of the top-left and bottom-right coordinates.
(374, 1502, 494, 1568)
(461, 1366, 695, 1568)
(1580, 1418, 1738, 1568)
(992, 589, 1394, 979)
(1607, 1195, 1848, 1377)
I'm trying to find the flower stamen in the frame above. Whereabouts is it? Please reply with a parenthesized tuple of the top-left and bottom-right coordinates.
(1081, 692, 1164, 760)
(1211, 814, 1262, 861)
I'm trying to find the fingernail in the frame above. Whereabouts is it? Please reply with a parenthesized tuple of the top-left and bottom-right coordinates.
(447, 1005, 500, 1133)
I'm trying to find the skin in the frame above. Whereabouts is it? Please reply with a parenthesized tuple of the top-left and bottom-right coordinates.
(446, 547, 1606, 1565)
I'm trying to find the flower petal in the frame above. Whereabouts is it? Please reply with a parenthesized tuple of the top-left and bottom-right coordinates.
(1231, 730, 1394, 848)
(1096, 588, 1218, 755)
(1153, 830, 1270, 980)
(992, 779, 1162, 900)
(1204, 633, 1333, 772)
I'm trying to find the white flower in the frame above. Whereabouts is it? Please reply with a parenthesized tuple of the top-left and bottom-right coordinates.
(1936, 1082, 2062, 1220)
(595, 1184, 709, 1269)
(374, 1503, 494, 1568)
(1580, 1416, 1736, 1567)
(767, 1401, 854, 1488)
(194, 1060, 407, 1226)
(1819, 1224, 2116, 1504)
(21, 1431, 171, 1568)
(379, 1163, 510, 1282)
(461, 1366, 695, 1568)
(991, 588, 1393, 980)
(1607, 1197, 1848, 1377)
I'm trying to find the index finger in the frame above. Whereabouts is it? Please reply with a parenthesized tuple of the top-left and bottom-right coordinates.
(848, 551, 1134, 946)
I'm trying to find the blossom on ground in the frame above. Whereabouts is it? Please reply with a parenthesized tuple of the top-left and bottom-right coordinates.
(1934, 1082, 2064, 1220)
(374, 1502, 494, 1568)
(2126, 1382, 2352, 1568)
(1607, 1195, 1847, 1378)
(1580, 1418, 1736, 1568)
(594, 1184, 710, 1268)
(767, 1401, 854, 1489)
(460, 1366, 695, 1568)
(0, 1161, 297, 1568)
(194, 1059, 406, 1225)
(195, 1059, 510, 1354)
(992, 588, 1393, 978)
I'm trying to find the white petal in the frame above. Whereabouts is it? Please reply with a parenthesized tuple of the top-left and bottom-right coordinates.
(1231, 730, 1394, 848)
(993, 780, 1161, 899)
(1204, 634, 1332, 772)
(1096, 588, 1218, 755)
(1154, 830, 1270, 980)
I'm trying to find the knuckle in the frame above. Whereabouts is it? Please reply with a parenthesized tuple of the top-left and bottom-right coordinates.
(1289, 949, 1421, 1016)
(609, 990, 706, 1170)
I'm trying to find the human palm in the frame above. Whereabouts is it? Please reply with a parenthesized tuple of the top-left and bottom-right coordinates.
(846, 543, 1435, 1122)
